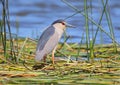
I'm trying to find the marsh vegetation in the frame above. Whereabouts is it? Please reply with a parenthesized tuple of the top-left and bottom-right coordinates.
(0, 0, 120, 85)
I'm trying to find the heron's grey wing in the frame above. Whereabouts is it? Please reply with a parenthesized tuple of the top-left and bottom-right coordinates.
(42, 31, 60, 53)
(36, 26, 55, 51)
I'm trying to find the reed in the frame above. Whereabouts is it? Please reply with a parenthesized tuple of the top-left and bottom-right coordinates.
(0, 0, 16, 63)
(15, 19, 19, 57)
(1, 0, 6, 57)
(101, 0, 117, 53)
(17, 37, 28, 63)
(77, 32, 84, 61)
(84, 0, 90, 61)
(62, 0, 119, 62)
(62, 0, 119, 45)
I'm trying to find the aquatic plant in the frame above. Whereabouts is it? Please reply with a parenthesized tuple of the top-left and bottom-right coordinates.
(62, 0, 118, 62)
(0, 0, 16, 63)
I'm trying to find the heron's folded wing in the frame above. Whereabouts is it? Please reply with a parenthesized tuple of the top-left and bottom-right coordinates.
(36, 26, 55, 51)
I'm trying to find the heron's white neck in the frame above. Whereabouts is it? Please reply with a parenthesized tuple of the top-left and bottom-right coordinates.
(53, 24, 66, 38)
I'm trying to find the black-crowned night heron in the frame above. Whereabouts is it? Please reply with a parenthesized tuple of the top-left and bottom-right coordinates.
(35, 19, 74, 64)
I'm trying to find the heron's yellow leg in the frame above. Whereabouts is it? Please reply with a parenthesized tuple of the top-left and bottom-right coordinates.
(52, 47, 56, 64)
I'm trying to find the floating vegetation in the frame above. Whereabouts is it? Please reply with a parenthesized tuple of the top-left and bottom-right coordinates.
(0, 40, 120, 84)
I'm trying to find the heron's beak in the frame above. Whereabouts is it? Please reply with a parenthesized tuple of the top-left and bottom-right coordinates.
(66, 23, 76, 28)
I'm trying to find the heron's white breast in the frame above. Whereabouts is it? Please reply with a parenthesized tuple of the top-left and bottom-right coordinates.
(53, 24, 65, 38)
(55, 27, 64, 39)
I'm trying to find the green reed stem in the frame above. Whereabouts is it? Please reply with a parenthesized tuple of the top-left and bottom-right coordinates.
(90, 0, 94, 40)
(17, 37, 28, 63)
(15, 19, 19, 56)
(1, 0, 7, 58)
(64, 7, 89, 20)
(90, 39, 94, 62)
(101, 0, 117, 52)
(6, 0, 16, 62)
(89, 0, 95, 62)
(93, 0, 108, 46)
(77, 32, 84, 61)
(84, 0, 90, 61)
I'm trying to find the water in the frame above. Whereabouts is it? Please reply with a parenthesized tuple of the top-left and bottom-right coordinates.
(0, 0, 120, 44)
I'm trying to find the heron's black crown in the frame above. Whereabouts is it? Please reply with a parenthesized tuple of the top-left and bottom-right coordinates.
(51, 19, 65, 25)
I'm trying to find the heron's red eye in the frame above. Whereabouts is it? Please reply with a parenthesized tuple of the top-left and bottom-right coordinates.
(61, 22, 65, 25)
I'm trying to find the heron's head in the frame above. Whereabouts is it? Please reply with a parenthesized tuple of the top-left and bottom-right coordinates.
(52, 19, 75, 30)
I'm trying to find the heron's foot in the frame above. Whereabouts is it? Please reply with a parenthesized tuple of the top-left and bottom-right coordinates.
(32, 63, 48, 70)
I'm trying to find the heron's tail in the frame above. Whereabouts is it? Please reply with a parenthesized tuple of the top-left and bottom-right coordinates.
(35, 51, 45, 62)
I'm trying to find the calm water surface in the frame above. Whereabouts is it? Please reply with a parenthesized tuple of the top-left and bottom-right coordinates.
(0, 0, 120, 44)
